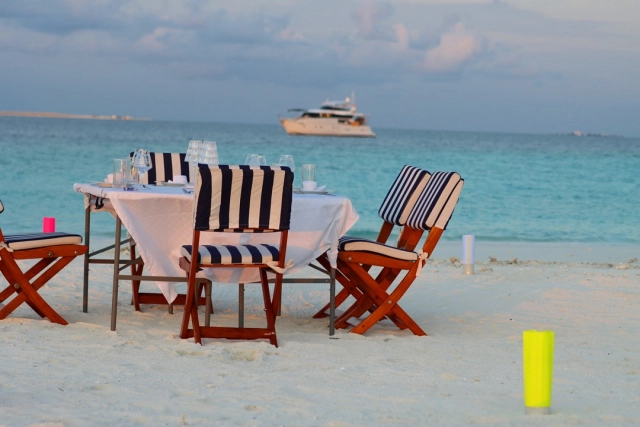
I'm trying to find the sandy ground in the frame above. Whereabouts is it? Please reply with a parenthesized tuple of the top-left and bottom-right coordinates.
(1, 244, 639, 426)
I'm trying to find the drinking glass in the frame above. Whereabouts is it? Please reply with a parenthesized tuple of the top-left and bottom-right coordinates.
(113, 158, 129, 190)
(301, 164, 315, 182)
(186, 140, 202, 163)
(132, 149, 152, 184)
(245, 154, 260, 166)
(126, 157, 139, 187)
(186, 140, 202, 183)
(279, 155, 295, 172)
(257, 155, 267, 166)
(201, 141, 218, 165)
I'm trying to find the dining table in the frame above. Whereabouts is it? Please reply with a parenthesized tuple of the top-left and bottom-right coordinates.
(74, 183, 359, 334)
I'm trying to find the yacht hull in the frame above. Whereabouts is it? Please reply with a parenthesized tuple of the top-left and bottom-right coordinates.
(280, 118, 375, 137)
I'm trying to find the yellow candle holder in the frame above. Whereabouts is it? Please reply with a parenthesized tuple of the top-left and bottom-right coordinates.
(523, 330, 554, 414)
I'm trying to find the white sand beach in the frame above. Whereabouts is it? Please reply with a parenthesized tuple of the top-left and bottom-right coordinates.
(1, 243, 639, 426)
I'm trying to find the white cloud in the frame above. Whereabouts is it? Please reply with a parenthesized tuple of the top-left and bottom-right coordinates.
(423, 22, 482, 73)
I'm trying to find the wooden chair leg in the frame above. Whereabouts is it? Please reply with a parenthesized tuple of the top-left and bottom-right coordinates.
(0, 255, 73, 325)
(180, 271, 197, 340)
(260, 269, 278, 347)
(347, 262, 426, 336)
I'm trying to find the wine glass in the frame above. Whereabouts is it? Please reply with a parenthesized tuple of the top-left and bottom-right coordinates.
(186, 140, 202, 183)
(257, 155, 267, 166)
(132, 149, 152, 186)
(279, 155, 295, 172)
(245, 154, 260, 166)
(201, 141, 218, 165)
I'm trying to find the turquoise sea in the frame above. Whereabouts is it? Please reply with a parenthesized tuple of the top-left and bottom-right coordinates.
(1, 117, 639, 248)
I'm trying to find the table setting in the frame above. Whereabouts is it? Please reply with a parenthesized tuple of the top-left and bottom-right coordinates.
(74, 141, 358, 324)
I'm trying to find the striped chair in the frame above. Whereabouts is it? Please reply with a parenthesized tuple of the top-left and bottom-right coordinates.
(337, 171, 464, 336)
(0, 199, 88, 324)
(178, 165, 294, 347)
(128, 151, 190, 310)
(131, 152, 191, 185)
(312, 165, 431, 321)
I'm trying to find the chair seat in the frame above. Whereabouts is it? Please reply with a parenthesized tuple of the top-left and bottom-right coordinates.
(4, 232, 83, 251)
(181, 244, 280, 265)
(338, 236, 418, 261)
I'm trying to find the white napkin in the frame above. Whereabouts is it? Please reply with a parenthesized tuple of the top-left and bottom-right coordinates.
(316, 185, 326, 191)
(105, 174, 114, 183)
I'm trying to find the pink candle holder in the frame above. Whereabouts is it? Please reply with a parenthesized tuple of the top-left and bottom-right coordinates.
(43, 217, 56, 233)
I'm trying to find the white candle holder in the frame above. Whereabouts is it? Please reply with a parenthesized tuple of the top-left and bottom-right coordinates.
(462, 234, 475, 275)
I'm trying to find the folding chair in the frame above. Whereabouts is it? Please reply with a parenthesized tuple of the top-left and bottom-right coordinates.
(179, 164, 294, 346)
(312, 165, 431, 322)
(0, 199, 88, 324)
(126, 151, 203, 312)
(336, 171, 464, 335)
(132, 152, 191, 186)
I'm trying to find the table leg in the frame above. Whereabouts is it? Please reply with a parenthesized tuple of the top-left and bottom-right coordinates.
(110, 216, 122, 331)
(82, 205, 91, 313)
(329, 266, 336, 336)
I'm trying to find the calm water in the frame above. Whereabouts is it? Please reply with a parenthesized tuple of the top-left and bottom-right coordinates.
(1, 117, 639, 244)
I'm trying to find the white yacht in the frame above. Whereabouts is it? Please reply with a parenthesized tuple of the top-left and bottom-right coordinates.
(280, 93, 375, 137)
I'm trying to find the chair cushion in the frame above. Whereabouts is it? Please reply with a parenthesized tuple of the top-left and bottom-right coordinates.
(181, 244, 280, 265)
(4, 232, 83, 251)
(378, 165, 431, 226)
(406, 171, 463, 231)
(338, 236, 418, 261)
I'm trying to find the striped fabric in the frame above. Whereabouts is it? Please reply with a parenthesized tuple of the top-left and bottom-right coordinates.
(3, 232, 83, 251)
(338, 236, 418, 261)
(406, 172, 464, 231)
(129, 152, 190, 185)
(378, 166, 431, 226)
(193, 165, 294, 232)
(181, 244, 279, 265)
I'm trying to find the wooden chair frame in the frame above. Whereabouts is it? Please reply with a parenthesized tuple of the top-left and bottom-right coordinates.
(0, 229, 88, 325)
(313, 166, 431, 321)
(334, 171, 463, 335)
(337, 227, 443, 335)
(178, 164, 293, 347)
(179, 229, 288, 347)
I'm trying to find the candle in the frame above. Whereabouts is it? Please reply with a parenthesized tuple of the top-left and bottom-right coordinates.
(462, 234, 475, 274)
(43, 217, 56, 233)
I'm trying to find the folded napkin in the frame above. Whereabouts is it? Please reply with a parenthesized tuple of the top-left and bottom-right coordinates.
(105, 174, 114, 184)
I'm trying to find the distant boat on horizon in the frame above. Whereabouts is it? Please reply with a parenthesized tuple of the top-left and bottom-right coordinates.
(279, 93, 375, 137)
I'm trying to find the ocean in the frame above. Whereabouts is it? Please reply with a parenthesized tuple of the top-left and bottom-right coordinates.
(1, 117, 639, 249)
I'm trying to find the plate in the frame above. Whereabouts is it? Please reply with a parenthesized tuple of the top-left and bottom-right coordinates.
(157, 181, 186, 187)
(294, 188, 332, 195)
(91, 182, 113, 188)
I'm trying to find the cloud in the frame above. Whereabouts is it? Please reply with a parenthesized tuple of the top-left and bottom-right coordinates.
(353, 1, 396, 42)
(422, 23, 482, 73)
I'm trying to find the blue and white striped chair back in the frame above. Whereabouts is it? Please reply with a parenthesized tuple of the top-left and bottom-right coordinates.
(406, 172, 464, 231)
(378, 165, 431, 226)
(193, 165, 294, 232)
(129, 152, 190, 185)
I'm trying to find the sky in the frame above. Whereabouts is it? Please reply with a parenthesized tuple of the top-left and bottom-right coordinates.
(1, 0, 639, 136)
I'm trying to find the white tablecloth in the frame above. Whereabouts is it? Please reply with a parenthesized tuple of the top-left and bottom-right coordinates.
(74, 184, 359, 303)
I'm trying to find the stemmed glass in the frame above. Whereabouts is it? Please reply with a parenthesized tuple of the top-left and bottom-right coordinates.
(185, 140, 202, 183)
(132, 149, 152, 186)
(279, 155, 295, 172)
(245, 154, 260, 166)
(201, 141, 219, 165)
